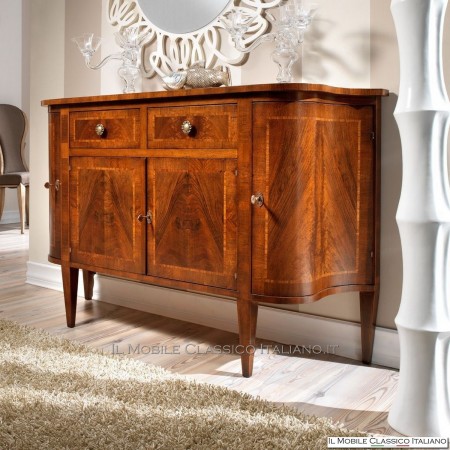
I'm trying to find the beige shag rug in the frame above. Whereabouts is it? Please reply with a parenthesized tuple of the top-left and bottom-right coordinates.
(0, 318, 366, 449)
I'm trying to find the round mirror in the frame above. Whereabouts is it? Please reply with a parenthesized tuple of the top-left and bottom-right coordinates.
(109, 0, 282, 78)
(137, 0, 232, 35)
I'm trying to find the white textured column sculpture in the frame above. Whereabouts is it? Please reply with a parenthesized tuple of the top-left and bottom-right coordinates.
(389, 0, 450, 437)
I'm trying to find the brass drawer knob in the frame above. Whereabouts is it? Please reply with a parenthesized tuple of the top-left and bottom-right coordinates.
(44, 179, 60, 191)
(181, 120, 193, 135)
(251, 193, 264, 207)
(95, 123, 105, 136)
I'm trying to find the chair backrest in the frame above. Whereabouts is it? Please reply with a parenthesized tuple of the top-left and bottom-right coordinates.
(0, 104, 27, 175)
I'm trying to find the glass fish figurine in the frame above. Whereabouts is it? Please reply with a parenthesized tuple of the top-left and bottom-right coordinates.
(162, 61, 231, 90)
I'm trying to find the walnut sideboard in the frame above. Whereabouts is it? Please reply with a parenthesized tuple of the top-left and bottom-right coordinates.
(43, 83, 388, 377)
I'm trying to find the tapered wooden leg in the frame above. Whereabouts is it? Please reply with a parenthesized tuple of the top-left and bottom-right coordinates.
(62, 265, 79, 328)
(237, 298, 258, 378)
(360, 290, 379, 364)
(82, 270, 95, 300)
(25, 185, 29, 226)
(0, 187, 5, 221)
(17, 183, 26, 234)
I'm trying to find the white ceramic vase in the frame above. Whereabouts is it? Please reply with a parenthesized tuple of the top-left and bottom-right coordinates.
(389, 0, 450, 437)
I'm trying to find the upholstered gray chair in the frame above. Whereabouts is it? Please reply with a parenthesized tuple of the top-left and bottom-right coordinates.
(0, 104, 29, 234)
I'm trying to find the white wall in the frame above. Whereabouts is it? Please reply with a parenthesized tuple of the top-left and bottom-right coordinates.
(370, 0, 403, 335)
(242, 0, 371, 87)
(0, 0, 30, 223)
(65, 0, 102, 97)
(100, 0, 125, 94)
(28, 0, 65, 263)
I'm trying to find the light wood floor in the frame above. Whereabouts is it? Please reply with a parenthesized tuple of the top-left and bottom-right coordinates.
(0, 223, 401, 436)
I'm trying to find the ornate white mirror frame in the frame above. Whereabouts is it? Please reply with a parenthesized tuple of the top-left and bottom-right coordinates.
(108, 0, 283, 78)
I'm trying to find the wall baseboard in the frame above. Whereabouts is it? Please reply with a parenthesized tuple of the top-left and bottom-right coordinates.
(0, 210, 19, 224)
(26, 261, 399, 369)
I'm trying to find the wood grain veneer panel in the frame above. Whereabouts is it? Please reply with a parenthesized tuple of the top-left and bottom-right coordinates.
(252, 101, 374, 298)
(148, 104, 237, 149)
(147, 158, 237, 290)
(69, 157, 146, 273)
(69, 109, 140, 149)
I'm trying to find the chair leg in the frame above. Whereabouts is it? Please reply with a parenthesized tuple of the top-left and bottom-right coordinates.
(0, 187, 4, 221)
(17, 183, 26, 234)
(25, 185, 29, 226)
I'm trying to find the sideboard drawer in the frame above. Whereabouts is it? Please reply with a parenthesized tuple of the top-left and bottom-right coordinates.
(69, 109, 140, 148)
(148, 104, 237, 149)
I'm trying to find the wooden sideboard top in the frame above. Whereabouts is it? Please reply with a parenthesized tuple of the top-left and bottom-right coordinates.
(42, 83, 389, 107)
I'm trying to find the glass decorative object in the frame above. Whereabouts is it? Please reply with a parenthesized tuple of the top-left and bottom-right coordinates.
(221, 0, 318, 83)
(72, 27, 147, 93)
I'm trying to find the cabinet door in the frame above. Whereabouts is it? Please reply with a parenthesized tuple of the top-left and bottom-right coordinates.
(252, 101, 375, 298)
(48, 112, 61, 260)
(148, 158, 237, 290)
(69, 157, 146, 274)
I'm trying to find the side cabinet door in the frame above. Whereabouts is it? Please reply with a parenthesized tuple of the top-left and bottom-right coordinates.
(252, 101, 375, 298)
(48, 112, 62, 260)
(147, 158, 238, 290)
(69, 157, 146, 274)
